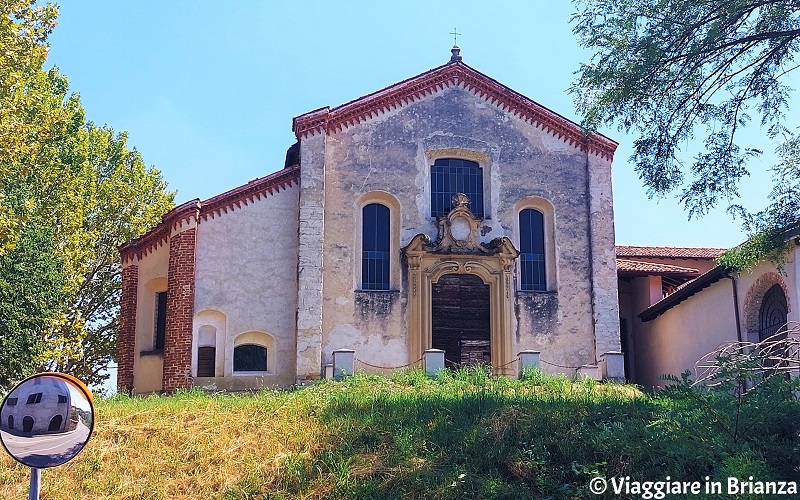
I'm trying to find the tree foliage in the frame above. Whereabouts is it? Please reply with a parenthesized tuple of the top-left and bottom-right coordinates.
(572, 0, 800, 258)
(0, 1, 174, 388)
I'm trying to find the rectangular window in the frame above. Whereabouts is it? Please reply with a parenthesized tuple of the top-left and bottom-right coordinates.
(26, 393, 42, 404)
(6, 398, 17, 406)
(431, 158, 484, 218)
(154, 291, 167, 350)
(57, 395, 68, 404)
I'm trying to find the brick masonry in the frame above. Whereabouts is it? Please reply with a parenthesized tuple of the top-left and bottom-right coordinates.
(117, 263, 138, 393)
(162, 226, 197, 391)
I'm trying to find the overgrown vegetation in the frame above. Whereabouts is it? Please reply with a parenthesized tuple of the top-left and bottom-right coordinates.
(2, 366, 799, 499)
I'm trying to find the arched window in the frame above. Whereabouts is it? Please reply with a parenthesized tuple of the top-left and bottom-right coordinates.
(233, 344, 267, 372)
(519, 209, 546, 291)
(7, 415, 13, 430)
(759, 284, 788, 342)
(197, 346, 216, 377)
(362, 203, 390, 290)
(431, 158, 484, 218)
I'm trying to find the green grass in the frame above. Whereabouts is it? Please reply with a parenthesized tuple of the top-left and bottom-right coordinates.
(2, 367, 799, 499)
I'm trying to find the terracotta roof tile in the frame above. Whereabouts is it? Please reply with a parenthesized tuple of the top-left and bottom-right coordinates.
(616, 259, 700, 274)
(616, 245, 726, 259)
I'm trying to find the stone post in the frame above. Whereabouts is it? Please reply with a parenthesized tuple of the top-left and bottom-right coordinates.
(599, 351, 625, 382)
(424, 349, 445, 377)
(518, 350, 540, 379)
(332, 349, 355, 381)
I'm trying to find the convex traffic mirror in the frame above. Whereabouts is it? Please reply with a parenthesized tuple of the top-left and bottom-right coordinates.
(0, 372, 94, 468)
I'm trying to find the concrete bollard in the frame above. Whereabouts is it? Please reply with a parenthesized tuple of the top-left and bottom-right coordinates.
(423, 349, 445, 377)
(518, 350, 541, 379)
(332, 349, 355, 381)
(599, 351, 626, 382)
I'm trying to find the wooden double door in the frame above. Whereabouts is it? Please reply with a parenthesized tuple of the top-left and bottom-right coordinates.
(431, 274, 491, 367)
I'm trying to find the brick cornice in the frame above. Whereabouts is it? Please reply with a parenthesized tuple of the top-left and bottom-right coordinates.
(119, 166, 300, 263)
(199, 165, 299, 221)
(292, 61, 618, 160)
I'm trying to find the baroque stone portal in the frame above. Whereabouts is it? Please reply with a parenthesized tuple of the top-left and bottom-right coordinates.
(402, 194, 519, 375)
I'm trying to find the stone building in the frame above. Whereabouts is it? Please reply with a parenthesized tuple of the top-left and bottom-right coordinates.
(117, 48, 623, 394)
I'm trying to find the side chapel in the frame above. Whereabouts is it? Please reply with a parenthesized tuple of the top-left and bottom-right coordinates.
(117, 48, 623, 393)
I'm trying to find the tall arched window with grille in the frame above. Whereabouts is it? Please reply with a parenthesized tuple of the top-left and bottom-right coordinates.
(362, 203, 390, 290)
(519, 208, 546, 291)
(430, 158, 484, 217)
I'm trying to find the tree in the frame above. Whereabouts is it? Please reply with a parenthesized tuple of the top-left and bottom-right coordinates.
(0, 0, 59, 254)
(0, 203, 68, 388)
(0, 1, 175, 388)
(571, 0, 800, 265)
(42, 125, 174, 386)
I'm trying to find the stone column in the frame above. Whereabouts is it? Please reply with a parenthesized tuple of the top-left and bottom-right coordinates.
(162, 213, 198, 392)
(117, 257, 139, 393)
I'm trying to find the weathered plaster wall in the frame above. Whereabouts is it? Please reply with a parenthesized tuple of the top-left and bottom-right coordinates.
(309, 84, 614, 373)
(132, 243, 169, 393)
(194, 182, 300, 387)
(635, 279, 737, 389)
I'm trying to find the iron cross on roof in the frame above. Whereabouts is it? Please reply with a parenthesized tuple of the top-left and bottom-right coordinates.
(449, 28, 461, 46)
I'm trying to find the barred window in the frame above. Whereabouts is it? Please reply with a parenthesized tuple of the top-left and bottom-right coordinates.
(519, 209, 546, 291)
(234, 344, 267, 372)
(430, 158, 484, 218)
(362, 203, 390, 290)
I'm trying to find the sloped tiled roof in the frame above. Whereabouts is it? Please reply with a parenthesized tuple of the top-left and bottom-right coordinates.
(616, 259, 699, 275)
(616, 245, 726, 259)
(293, 60, 618, 160)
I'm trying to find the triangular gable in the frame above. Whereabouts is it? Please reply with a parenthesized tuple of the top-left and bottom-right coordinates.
(292, 60, 618, 161)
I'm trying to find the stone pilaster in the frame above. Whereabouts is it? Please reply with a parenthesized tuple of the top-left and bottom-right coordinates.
(295, 134, 326, 380)
(162, 216, 198, 391)
(117, 259, 138, 393)
(587, 150, 622, 356)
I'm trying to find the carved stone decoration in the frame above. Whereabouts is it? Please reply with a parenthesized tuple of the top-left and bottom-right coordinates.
(401, 198, 520, 376)
(429, 194, 489, 253)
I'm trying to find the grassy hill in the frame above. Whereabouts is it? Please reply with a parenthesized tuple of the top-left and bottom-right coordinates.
(1, 367, 799, 499)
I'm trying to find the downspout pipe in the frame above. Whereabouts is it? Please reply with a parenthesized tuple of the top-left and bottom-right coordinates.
(729, 274, 743, 343)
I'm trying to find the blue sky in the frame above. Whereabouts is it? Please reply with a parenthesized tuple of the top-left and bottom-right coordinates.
(45, 0, 783, 248)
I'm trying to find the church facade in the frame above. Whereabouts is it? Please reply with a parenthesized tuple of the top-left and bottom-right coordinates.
(117, 49, 623, 394)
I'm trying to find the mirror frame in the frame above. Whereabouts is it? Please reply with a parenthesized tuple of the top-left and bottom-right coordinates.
(0, 372, 95, 468)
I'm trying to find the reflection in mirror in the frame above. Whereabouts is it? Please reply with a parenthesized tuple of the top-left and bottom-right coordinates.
(0, 373, 94, 468)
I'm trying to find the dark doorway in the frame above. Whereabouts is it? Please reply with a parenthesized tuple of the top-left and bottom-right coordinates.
(197, 346, 216, 377)
(619, 318, 630, 382)
(22, 416, 33, 433)
(48, 414, 63, 432)
(431, 274, 491, 367)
